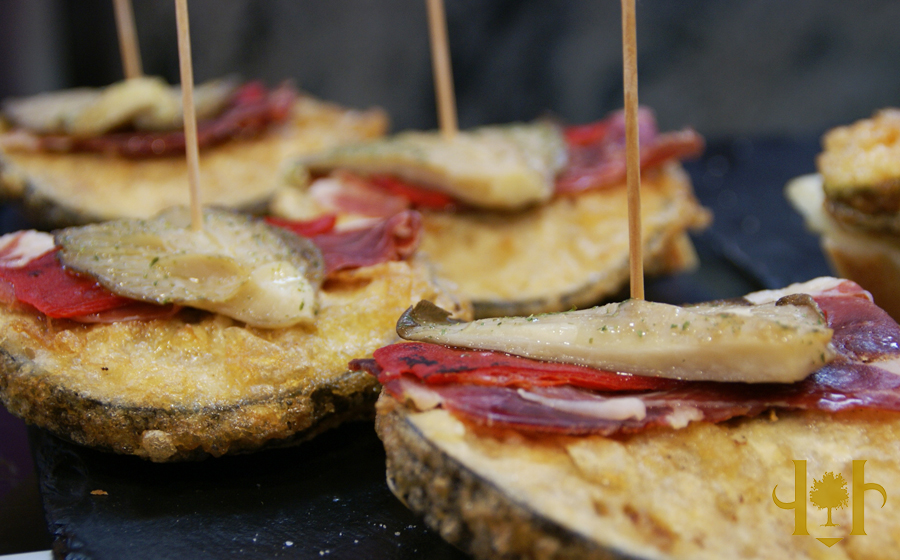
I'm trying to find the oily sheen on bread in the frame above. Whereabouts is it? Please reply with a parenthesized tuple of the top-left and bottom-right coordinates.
(0, 209, 467, 462)
(0, 92, 386, 228)
(0, 258, 462, 462)
(361, 278, 900, 559)
(376, 398, 898, 560)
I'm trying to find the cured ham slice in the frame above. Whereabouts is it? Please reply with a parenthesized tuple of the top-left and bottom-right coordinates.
(302, 173, 458, 218)
(306, 173, 413, 218)
(352, 279, 900, 435)
(264, 214, 337, 238)
(556, 109, 704, 195)
(34, 82, 295, 158)
(310, 210, 422, 275)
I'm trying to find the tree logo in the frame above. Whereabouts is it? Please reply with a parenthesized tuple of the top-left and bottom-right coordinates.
(773, 460, 887, 548)
(809, 472, 849, 527)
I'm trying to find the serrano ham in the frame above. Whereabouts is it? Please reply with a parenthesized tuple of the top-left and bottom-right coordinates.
(306, 108, 703, 215)
(33, 82, 295, 158)
(352, 279, 900, 435)
(556, 108, 704, 195)
(308, 210, 423, 275)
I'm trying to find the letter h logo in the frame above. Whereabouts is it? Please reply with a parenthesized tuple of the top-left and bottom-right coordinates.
(773, 460, 887, 546)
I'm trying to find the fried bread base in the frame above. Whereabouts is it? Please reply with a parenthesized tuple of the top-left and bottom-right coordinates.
(0, 95, 387, 228)
(0, 259, 465, 462)
(376, 393, 900, 560)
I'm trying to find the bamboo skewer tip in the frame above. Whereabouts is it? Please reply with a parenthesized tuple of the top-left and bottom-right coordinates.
(426, 0, 458, 139)
(113, 0, 143, 79)
(621, 0, 644, 300)
(174, 0, 203, 231)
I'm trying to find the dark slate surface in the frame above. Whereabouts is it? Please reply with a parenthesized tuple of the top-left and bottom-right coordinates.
(28, 137, 834, 559)
(33, 423, 465, 560)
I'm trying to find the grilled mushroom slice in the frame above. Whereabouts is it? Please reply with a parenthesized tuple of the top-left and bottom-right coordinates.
(56, 206, 324, 328)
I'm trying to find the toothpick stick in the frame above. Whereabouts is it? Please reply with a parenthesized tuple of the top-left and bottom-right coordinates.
(426, 0, 458, 139)
(175, 0, 203, 231)
(113, 0, 143, 79)
(621, 0, 643, 300)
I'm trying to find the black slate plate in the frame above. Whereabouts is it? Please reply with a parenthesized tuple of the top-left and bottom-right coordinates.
(33, 423, 465, 560)
(28, 137, 834, 559)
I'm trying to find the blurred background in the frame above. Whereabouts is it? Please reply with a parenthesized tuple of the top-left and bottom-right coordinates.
(1, 1, 898, 555)
(2, 0, 900, 138)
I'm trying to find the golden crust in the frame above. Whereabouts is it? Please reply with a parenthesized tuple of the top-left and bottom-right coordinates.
(0, 259, 467, 461)
(0, 94, 387, 228)
(817, 110, 900, 235)
(793, 110, 900, 319)
(377, 393, 900, 560)
(819, 109, 900, 195)
(797, 111, 900, 319)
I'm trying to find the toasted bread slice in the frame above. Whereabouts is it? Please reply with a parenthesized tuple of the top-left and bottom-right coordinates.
(0, 94, 386, 228)
(0, 259, 465, 462)
(376, 393, 900, 560)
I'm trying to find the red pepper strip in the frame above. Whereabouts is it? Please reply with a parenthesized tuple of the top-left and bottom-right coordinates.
(69, 302, 182, 323)
(367, 175, 459, 210)
(563, 120, 613, 147)
(353, 341, 679, 392)
(265, 214, 337, 237)
(0, 250, 169, 319)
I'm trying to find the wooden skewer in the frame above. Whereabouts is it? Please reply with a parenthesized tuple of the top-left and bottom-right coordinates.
(113, 0, 143, 79)
(175, 0, 203, 231)
(621, 0, 643, 300)
(426, 0, 458, 139)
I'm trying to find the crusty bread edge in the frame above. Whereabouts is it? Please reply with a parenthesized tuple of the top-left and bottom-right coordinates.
(0, 346, 380, 462)
(375, 393, 639, 560)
